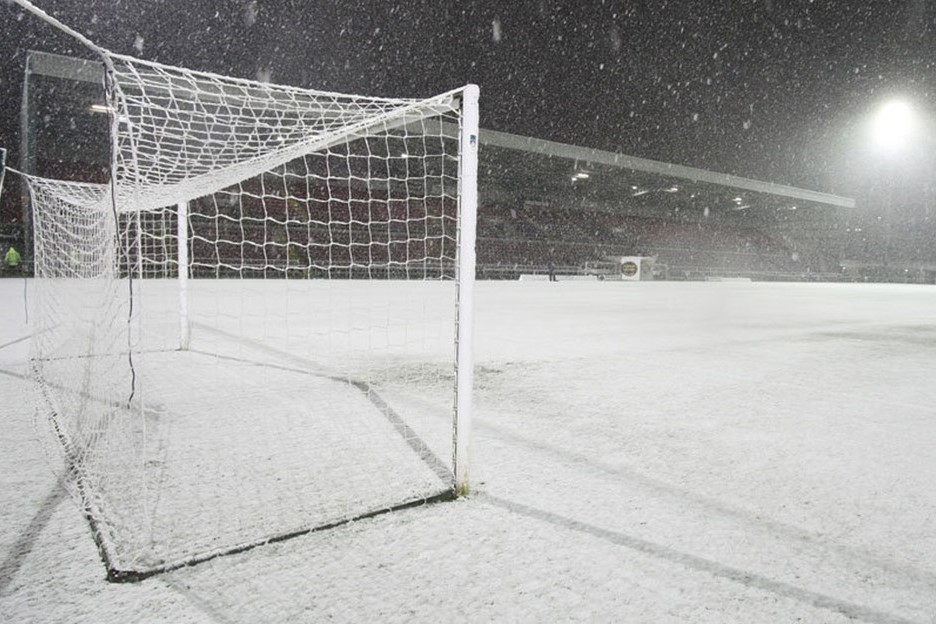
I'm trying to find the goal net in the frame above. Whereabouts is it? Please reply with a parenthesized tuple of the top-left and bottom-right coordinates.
(25, 49, 478, 581)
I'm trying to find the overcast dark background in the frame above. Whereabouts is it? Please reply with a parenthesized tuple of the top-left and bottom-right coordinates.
(1, 0, 935, 219)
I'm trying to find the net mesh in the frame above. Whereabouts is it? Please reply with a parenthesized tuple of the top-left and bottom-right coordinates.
(28, 51, 471, 578)
(106, 53, 460, 215)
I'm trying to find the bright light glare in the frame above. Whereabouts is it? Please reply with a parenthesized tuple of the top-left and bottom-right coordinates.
(872, 100, 916, 153)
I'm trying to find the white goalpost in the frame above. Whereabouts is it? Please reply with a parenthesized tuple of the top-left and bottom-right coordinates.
(15, 0, 478, 582)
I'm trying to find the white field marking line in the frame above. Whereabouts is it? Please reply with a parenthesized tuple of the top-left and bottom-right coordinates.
(0, 325, 58, 352)
(470, 401, 936, 591)
(680, 359, 935, 416)
(0, 481, 69, 597)
(481, 494, 921, 624)
(159, 577, 239, 624)
(561, 344, 936, 416)
(188, 322, 454, 485)
(0, 334, 31, 352)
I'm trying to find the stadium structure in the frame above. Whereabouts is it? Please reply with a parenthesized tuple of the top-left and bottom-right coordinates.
(10, 50, 935, 286)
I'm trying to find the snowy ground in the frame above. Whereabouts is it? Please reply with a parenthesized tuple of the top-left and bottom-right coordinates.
(2, 277, 936, 623)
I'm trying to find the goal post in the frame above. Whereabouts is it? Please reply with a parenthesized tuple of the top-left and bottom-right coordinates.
(22, 40, 478, 581)
(176, 201, 190, 351)
(454, 85, 479, 497)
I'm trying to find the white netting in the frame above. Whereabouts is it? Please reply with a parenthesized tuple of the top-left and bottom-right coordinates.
(27, 50, 474, 580)
(105, 53, 460, 215)
(27, 177, 118, 411)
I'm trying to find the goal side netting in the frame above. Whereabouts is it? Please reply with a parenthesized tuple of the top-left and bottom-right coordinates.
(26, 48, 478, 581)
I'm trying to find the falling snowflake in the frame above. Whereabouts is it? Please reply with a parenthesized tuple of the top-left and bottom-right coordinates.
(244, 0, 258, 27)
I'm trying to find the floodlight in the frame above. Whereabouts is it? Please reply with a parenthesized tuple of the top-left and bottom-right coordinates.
(872, 99, 916, 153)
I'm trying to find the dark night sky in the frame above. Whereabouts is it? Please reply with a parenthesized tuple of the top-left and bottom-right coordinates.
(1, 0, 935, 206)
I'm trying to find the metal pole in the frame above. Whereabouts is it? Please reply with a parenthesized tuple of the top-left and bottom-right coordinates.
(177, 201, 190, 350)
(453, 84, 479, 497)
(20, 53, 36, 272)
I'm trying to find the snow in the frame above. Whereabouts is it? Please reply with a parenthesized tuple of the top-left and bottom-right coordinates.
(2, 278, 936, 623)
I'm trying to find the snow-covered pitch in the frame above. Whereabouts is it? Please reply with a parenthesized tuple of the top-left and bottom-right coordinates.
(2, 278, 935, 623)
